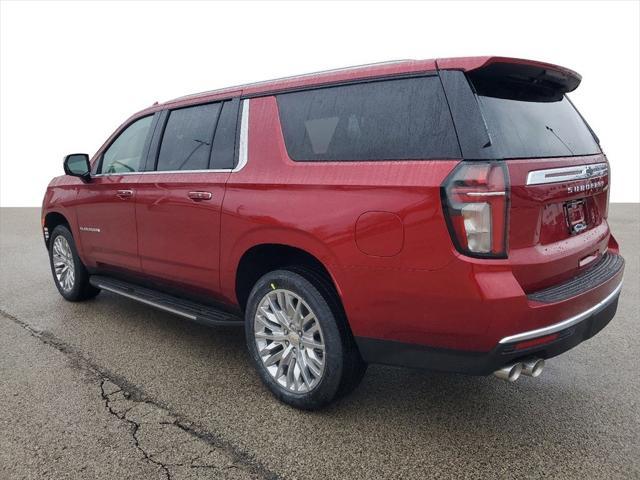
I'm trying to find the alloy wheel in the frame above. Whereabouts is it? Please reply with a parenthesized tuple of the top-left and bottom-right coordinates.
(52, 236, 75, 292)
(254, 289, 326, 393)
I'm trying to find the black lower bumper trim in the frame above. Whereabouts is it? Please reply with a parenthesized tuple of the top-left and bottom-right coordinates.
(355, 292, 620, 376)
(528, 253, 624, 303)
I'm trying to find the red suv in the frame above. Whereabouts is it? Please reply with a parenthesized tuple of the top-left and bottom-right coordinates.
(43, 57, 624, 409)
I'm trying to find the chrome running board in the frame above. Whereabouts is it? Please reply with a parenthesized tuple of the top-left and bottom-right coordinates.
(89, 275, 243, 328)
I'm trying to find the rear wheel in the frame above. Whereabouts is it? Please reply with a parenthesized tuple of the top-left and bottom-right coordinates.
(245, 269, 366, 409)
(48, 225, 100, 301)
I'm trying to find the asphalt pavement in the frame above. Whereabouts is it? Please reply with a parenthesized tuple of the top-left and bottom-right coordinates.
(1, 205, 638, 480)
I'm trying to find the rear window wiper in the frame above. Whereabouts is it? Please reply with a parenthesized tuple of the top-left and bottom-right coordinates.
(545, 125, 574, 155)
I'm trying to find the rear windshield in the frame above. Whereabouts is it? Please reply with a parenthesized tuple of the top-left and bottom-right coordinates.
(277, 76, 461, 161)
(474, 90, 601, 159)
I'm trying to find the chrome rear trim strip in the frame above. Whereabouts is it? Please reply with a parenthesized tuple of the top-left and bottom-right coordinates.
(526, 162, 608, 186)
(466, 191, 506, 197)
(498, 279, 623, 344)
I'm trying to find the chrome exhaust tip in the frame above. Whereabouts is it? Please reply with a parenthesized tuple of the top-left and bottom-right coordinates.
(494, 363, 523, 382)
(521, 358, 545, 377)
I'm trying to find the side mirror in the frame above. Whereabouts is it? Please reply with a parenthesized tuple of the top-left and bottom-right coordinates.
(63, 153, 91, 181)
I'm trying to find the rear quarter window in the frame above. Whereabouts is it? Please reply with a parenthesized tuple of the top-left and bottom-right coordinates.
(276, 76, 461, 161)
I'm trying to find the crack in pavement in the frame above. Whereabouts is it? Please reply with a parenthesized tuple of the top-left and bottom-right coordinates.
(0, 308, 279, 480)
(100, 379, 173, 479)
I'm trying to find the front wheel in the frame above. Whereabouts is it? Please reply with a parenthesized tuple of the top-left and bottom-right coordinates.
(245, 269, 366, 410)
(48, 225, 100, 302)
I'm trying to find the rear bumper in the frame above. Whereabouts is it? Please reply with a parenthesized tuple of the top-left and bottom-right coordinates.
(355, 277, 623, 375)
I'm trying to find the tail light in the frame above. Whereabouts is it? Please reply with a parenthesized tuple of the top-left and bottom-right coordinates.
(441, 161, 509, 258)
(604, 157, 610, 219)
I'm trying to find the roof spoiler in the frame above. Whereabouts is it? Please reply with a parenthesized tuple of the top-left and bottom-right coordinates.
(436, 56, 581, 97)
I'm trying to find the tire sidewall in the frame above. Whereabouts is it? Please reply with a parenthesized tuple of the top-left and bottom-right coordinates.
(245, 269, 345, 409)
(49, 225, 85, 301)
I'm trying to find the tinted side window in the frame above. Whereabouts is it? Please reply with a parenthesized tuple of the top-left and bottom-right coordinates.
(157, 103, 221, 171)
(210, 100, 239, 169)
(277, 76, 460, 161)
(100, 115, 153, 174)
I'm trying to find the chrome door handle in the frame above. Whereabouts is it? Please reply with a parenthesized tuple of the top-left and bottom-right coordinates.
(116, 189, 134, 199)
(187, 191, 213, 201)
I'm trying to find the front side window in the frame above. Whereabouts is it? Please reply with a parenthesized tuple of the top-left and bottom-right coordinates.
(276, 76, 461, 161)
(100, 115, 154, 174)
(156, 103, 221, 171)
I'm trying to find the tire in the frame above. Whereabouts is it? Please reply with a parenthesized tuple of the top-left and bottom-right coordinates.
(245, 269, 366, 410)
(285, 265, 367, 400)
(48, 225, 100, 302)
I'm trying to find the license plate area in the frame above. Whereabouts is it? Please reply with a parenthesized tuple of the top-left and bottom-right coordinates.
(564, 199, 588, 235)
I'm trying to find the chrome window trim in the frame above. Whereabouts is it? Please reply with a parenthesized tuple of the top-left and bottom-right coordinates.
(93, 99, 249, 177)
(526, 162, 608, 186)
(93, 169, 233, 177)
(233, 99, 249, 173)
(498, 279, 623, 344)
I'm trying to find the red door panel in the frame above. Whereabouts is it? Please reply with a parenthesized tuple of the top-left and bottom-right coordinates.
(75, 175, 140, 272)
(134, 172, 230, 297)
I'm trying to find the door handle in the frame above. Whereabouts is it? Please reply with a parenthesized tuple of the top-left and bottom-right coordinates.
(116, 189, 134, 199)
(187, 191, 213, 201)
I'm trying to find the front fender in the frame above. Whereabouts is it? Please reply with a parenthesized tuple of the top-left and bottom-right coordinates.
(42, 176, 87, 261)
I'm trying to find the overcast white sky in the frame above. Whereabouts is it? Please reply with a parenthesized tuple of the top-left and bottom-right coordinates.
(1, 0, 638, 205)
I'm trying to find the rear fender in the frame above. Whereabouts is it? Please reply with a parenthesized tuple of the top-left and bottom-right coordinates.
(220, 225, 345, 306)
